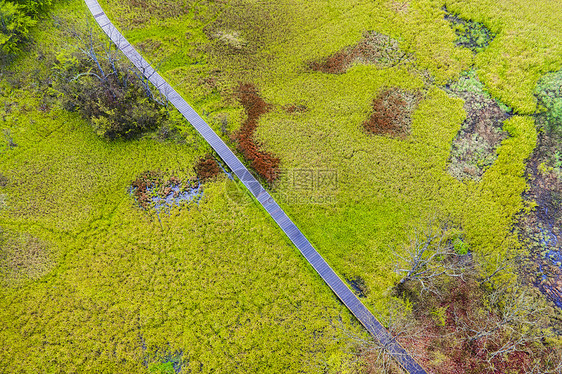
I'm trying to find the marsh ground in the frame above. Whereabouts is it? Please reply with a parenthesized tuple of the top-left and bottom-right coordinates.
(1, 0, 562, 372)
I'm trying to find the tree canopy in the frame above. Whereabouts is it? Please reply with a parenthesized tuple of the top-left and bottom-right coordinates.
(0, 0, 51, 54)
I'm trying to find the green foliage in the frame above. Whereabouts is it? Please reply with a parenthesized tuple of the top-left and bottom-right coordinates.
(430, 305, 448, 326)
(453, 238, 469, 255)
(148, 362, 175, 374)
(16, 0, 52, 14)
(0, 0, 36, 53)
(0, 0, 51, 54)
(450, 69, 512, 112)
(535, 69, 562, 135)
(147, 350, 183, 374)
(449, 69, 485, 94)
(68, 75, 167, 139)
(554, 152, 562, 174)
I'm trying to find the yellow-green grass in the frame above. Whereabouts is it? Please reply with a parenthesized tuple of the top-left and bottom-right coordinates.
(1, 0, 558, 371)
(0, 91, 358, 373)
(444, 0, 562, 114)
(0, 4, 362, 372)
(94, 0, 548, 302)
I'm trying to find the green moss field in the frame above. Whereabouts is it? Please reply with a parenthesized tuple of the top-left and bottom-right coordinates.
(1, 0, 561, 372)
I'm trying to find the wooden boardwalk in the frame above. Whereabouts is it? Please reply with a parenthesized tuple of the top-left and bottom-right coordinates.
(83, 1, 428, 372)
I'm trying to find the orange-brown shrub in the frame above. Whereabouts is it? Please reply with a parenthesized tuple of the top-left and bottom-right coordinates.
(233, 83, 280, 182)
(194, 154, 221, 182)
(363, 88, 419, 138)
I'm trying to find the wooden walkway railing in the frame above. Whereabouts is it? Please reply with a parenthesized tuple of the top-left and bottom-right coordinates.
(83, 1, 428, 372)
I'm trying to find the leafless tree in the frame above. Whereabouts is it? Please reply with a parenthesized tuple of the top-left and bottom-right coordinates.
(475, 248, 520, 287)
(64, 24, 167, 105)
(388, 220, 562, 372)
(393, 221, 469, 295)
(336, 299, 426, 374)
(453, 282, 553, 368)
(524, 347, 562, 374)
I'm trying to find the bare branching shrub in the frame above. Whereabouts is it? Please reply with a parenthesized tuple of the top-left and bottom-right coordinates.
(339, 300, 423, 374)
(393, 222, 469, 295)
(386, 221, 562, 373)
(53, 26, 169, 139)
(453, 284, 552, 364)
(524, 346, 562, 374)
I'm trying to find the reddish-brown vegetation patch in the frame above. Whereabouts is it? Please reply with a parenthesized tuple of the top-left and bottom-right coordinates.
(194, 154, 221, 182)
(284, 104, 308, 114)
(389, 276, 558, 374)
(233, 83, 280, 182)
(131, 170, 200, 210)
(309, 31, 410, 74)
(363, 88, 421, 138)
(309, 51, 352, 74)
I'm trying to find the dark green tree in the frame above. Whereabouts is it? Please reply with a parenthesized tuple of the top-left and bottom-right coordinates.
(0, 0, 51, 54)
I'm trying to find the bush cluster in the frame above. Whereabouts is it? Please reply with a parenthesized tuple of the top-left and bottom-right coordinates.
(0, 0, 51, 54)
(535, 70, 562, 136)
(53, 30, 170, 139)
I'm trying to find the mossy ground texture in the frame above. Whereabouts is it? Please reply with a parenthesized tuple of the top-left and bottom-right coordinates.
(1, 0, 561, 372)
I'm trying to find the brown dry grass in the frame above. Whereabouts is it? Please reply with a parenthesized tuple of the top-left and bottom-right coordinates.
(0, 230, 53, 286)
(284, 104, 308, 114)
(194, 154, 221, 182)
(363, 88, 421, 138)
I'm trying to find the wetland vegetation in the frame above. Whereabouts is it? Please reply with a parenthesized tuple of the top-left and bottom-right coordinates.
(1, 0, 562, 372)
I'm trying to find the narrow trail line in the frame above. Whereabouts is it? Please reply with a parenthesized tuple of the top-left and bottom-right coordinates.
(83, 1, 428, 372)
